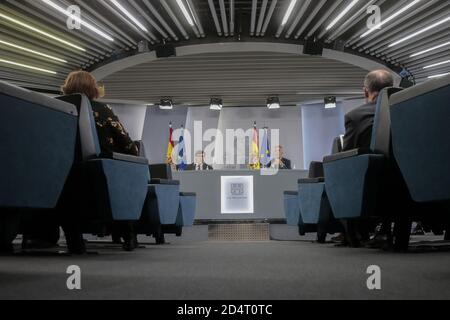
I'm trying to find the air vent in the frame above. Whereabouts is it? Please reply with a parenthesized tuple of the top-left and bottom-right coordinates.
(208, 224, 270, 241)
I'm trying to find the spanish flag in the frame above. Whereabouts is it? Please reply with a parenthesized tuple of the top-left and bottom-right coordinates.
(166, 122, 174, 164)
(250, 122, 260, 170)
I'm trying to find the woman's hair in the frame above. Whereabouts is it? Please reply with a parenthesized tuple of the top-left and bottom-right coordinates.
(61, 70, 104, 100)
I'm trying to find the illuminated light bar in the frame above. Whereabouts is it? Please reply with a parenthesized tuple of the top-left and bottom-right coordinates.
(428, 72, 450, 79)
(0, 12, 85, 51)
(176, 0, 194, 26)
(423, 60, 450, 69)
(0, 39, 67, 63)
(410, 41, 450, 57)
(389, 16, 450, 47)
(326, 0, 360, 31)
(110, 0, 148, 32)
(282, 0, 298, 26)
(360, 0, 422, 38)
(42, 0, 114, 42)
(0, 58, 57, 74)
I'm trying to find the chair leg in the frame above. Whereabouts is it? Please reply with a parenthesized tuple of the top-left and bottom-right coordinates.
(343, 219, 361, 248)
(317, 232, 327, 244)
(0, 212, 20, 254)
(61, 222, 86, 255)
(393, 216, 412, 252)
(154, 225, 165, 245)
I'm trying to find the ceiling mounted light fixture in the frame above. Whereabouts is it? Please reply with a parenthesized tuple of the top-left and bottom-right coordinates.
(159, 98, 174, 110)
(267, 96, 281, 109)
(210, 98, 223, 110)
(423, 60, 450, 69)
(324, 96, 337, 109)
(428, 72, 450, 79)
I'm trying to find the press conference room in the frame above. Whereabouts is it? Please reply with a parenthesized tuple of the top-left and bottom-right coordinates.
(0, 0, 449, 304)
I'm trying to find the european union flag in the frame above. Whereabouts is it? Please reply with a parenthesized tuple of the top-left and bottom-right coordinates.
(177, 126, 187, 171)
(260, 127, 270, 168)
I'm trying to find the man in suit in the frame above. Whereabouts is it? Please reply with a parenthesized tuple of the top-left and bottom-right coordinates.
(343, 69, 394, 151)
(268, 146, 292, 170)
(338, 69, 394, 248)
(186, 150, 213, 171)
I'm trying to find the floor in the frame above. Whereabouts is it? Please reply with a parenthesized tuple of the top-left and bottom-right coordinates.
(1, 235, 449, 300)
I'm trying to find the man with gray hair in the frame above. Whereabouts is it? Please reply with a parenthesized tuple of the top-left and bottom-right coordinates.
(343, 69, 394, 151)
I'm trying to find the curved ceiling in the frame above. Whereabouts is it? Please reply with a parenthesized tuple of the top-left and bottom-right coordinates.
(101, 50, 368, 106)
(0, 0, 449, 98)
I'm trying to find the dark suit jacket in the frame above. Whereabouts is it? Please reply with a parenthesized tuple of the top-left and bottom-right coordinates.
(185, 163, 213, 171)
(267, 158, 292, 170)
(343, 102, 376, 151)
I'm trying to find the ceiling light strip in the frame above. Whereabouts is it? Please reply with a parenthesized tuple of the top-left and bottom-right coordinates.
(428, 72, 450, 79)
(110, 0, 148, 32)
(41, 0, 114, 42)
(360, 0, 423, 38)
(0, 39, 67, 63)
(282, 0, 298, 26)
(0, 58, 57, 74)
(423, 59, 450, 69)
(326, 0, 360, 31)
(0, 12, 85, 51)
(410, 41, 450, 57)
(389, 16, 450, 47)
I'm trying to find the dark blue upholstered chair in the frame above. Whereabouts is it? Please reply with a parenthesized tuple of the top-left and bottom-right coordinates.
(390, 75, 450, 204)
(56, 95, 149, 228)
(0, 81, 77, 251)
(135, 142, 191, 243)
(323, 88, 403, 220)
(177, 192, 196, 228)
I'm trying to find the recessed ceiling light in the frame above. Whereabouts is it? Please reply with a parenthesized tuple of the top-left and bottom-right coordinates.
(0, 39, 67, 63)
(0, 12, 85, 51)
(324, 96, 337, 109)
(159, 98, 174, 110)
(0, 58, 57, 74)
(42, 0, 114, 42)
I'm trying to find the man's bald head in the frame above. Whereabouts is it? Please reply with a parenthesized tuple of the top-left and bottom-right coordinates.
(363, 70, 394, 102)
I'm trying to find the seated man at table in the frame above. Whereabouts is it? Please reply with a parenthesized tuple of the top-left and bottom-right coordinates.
(268, 146, 291, 170)
(186, 150, 213, 171)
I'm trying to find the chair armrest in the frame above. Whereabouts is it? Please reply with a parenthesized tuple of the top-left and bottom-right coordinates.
(180, 192, 196, 197)
(323, 149, 371, 163)
(99, 152, 149, 165)
(298, 178, 325, 184)
(283, 191, 298, 196)
(150, 179, 180, 185)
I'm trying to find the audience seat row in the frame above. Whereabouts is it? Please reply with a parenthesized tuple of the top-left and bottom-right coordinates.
(0, 81, 197, 254)
(285, 74, 450, 249)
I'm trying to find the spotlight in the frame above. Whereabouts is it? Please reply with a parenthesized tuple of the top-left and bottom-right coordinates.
(210, 98, 223, 110)
(159, 98, 173, 110)
(267, 96, 281, 109)
(324, 96, 337, 109)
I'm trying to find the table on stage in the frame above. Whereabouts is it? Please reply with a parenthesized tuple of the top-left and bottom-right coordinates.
(173, 169, 308, 222)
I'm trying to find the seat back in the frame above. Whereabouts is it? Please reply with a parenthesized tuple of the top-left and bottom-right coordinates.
(370, 87, 404, 156)
(308, 162, 324, 179)
(390, 75, 450, 203)
(56, 94, 101, 161)
(0, 81, 78, 208)
(331, 135, 344, 154)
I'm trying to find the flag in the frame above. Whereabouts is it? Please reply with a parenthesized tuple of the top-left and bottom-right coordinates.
(166, 122, 174, 164)
(177, 126, 187, 171)
(260, 127, 270, 168)
(249, 122, 260, 170)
